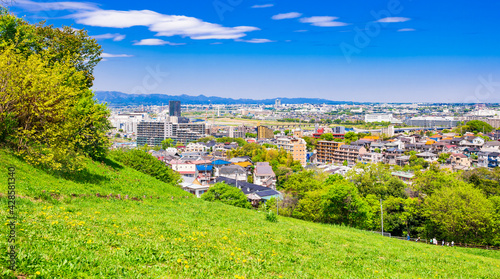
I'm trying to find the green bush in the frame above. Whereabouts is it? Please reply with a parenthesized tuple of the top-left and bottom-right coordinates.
(201, 182, 251, 209)
(266, 210, 278, 222)
(109, 149, 181, 186)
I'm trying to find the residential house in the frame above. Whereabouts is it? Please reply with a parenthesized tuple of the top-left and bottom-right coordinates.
(253, 162, 276, 189)
(185, 142, 208, 153)
(360, 152, 384, 164)
(391, 171, 415, 184)
(195, 165, 213, 184)
(218, 165, 247, 181)
(215, 177, 281, 205)
(449, 153, 471, 169)
(181, 177, 209, 198)
(416, 151, 437, 162)
(395, 155, 410, 166)
(384, 148, 404, 165)
(211, 159, 232, 177)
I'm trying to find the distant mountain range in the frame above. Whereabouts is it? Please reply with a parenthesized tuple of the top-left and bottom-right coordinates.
(94, 91, 357, 106)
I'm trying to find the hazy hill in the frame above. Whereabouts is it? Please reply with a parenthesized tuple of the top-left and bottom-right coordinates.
(94, 91, 356, 106)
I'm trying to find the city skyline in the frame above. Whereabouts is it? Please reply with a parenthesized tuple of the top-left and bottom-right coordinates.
(8, 0, 500, 103)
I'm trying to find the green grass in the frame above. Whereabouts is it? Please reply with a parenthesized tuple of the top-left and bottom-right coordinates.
(1, 149, 499, 278)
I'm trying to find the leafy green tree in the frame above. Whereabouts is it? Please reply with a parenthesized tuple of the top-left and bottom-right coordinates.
(322, 181, 373, 229)
(320, 133, 334, 141)
(461, 120, 494, 134)
(0, 10, 109, 171)
(161, 138, 174, 149)
(412, 168, 456, 196)
(0, 8, 102, 87)
(201, 182, 251, 209)
(281, 170, 324, 199)
(344, 131, 358, 144)
(294, 188, 327, 222)
(438, 153, 451, 164)
(424, 183, 494, 244)
(348, 164, 407, 199)
(461, 168, 500, 197)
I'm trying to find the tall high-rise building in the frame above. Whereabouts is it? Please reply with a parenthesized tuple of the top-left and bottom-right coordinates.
(275, 99, 281, 109)
(169, 101, 181, 117)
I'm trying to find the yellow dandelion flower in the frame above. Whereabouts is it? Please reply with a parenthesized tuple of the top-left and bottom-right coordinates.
(242, 259, 247, 263)
(177, 259, 182, 263)
(185, 265, 189, 269)
(231, 252, 235, 256)
(184, 260, 188, 264)
(36, 271, 41, 275)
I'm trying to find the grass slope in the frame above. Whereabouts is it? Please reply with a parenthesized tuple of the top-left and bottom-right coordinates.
(1, 150, 499, 278)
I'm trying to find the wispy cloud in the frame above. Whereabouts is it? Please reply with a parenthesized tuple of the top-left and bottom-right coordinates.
(92, 33, 126, 41)
(397, 28, 416, 32)
(72, 9, 259, 40)
(376, 17, 411, 23)
(300, 16, 348, 27)
(134, 39, 186, 46)
(101, 53, 133, 58)
(13, 1, 260, 41)
(237, 38, 275, 43)
(272, 12, 302, 20)
(251, 4, 274, 9)
(14, 0, 98, 12)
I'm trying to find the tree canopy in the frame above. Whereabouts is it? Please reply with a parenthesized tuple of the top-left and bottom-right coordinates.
(0, 9, 109, 171)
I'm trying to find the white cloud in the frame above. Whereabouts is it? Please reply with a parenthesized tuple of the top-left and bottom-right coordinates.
(72, 9, 259, 40)
(133, 39, 186, 46)
(237, 38, 275, 43)
(300, 16, 348, 27)
(272, 12, 302, 20)
(376, 17, 411, 23)
(101, 53, 133, 58)
(294, 30, 308, 32)
(252, 4, 274, 8)
(92, 33, 126, 41)
(397, 28, 416, 32)
(14, 0, 98, 12)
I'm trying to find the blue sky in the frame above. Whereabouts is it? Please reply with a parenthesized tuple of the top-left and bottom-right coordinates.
(8, 0, 500, 102)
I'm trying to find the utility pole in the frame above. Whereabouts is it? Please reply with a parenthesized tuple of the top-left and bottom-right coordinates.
(380, 199, 384, 236)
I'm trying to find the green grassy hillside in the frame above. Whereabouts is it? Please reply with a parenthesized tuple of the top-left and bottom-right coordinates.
(1, 150, 499, 278)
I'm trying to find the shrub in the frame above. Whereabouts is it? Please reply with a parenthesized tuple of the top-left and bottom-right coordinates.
(201, 182, 251, 209)
(109, 149, 181, 186)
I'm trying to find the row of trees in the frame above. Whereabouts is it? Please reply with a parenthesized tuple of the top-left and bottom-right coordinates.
(271, 164, 500, 246)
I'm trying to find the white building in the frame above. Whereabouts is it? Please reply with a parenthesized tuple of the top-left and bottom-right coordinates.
(364, 114, 401, 124)
(185, 142, 207, 153)
(109, 112, 149, 133)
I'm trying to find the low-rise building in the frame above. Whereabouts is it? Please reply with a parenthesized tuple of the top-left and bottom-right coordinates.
(334, 145, 367, 164)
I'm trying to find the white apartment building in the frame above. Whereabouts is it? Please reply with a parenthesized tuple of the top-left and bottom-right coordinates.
(364, 113, 401, 124)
